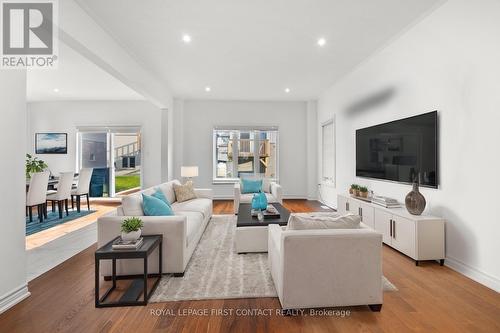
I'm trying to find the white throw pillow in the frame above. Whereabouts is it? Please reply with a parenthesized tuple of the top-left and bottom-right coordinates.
(287, 213, 361, 230)
(158, 180, 180, 204)
(121, 193, 144, 216)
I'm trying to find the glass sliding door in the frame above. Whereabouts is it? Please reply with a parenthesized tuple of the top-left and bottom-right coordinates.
(113, 133, 141, 194)
(77, 127, 142, 198)
(78, 132, 112, 197)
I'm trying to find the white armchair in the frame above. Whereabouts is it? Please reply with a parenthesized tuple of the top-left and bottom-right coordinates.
(233, 180, 283, 214)
(268, 224, 383, 311)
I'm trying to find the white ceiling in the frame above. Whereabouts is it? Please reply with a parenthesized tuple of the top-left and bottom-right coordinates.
(27, 42, 144, 102)
(75, 0, 442, 101)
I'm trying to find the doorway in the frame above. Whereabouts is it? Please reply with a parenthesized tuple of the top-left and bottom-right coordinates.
(113, 133, 142, 194)
(77, 127, 142, 197)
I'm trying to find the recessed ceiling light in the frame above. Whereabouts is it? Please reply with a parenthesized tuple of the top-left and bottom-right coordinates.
(53, 88, 59, 92)
(205, 86, 211, 92)
(284, 88, 291, 93)
(317, 37, 326, 47)
(182, 34, 192, 43)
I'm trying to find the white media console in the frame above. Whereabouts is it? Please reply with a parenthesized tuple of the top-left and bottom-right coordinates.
(337, 194, 445, 266)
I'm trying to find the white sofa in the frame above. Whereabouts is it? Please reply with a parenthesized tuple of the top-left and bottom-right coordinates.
(268, 223, 383, 311)
(233, 180, 282, 214)
(97, 180, 213, 276)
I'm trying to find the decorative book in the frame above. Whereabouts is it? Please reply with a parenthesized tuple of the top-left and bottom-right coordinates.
(112, 237, 144, 250)
(372, 196, 401, 208)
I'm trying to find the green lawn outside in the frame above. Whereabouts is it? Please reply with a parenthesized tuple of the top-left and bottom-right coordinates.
(115, 175, 140, 193)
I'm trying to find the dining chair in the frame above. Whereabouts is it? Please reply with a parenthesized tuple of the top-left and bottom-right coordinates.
(46, 172, 74, 219)
(71, 168, 93, 213)
(26, 171, 50, 223)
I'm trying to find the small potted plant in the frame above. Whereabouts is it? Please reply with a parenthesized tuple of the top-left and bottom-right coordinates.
(26, 154, 48, 179)
(349, 184, 356, 195)
(359, 186, 369, 198)
(350, 184, 359, 196)
(121, 217, 144, 242)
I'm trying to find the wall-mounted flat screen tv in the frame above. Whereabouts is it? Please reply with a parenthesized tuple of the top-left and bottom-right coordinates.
(356, 111, 438, 188)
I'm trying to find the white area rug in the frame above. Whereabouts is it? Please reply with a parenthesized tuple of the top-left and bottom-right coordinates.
(150, 215, 397, 302)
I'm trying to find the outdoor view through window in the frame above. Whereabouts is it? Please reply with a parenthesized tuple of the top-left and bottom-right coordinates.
(214, 128, 278, 182)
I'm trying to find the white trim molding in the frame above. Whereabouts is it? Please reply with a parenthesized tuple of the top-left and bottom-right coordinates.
(0, 284, 30, 314)
(445, 256, 500, 293)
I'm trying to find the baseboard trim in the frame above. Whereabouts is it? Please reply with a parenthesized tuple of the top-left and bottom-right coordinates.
(213, 195, 234, 200)
(0, 284, 31, 314)
(445, 256, 500, 292)
(282, 195, 308, 200)
(319, 199, 337, 210)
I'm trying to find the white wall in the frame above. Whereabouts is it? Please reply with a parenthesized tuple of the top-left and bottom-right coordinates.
(27, 101, 163, 189)
(0, 71, 30, 313)
(306, 101, 318, 200)
(60, 0, 173, 109)
(175, 100, 312, 199)
(317, 0, 500, 291)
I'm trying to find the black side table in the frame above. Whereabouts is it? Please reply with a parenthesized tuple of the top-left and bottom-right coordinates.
(95, 235, 162, 308)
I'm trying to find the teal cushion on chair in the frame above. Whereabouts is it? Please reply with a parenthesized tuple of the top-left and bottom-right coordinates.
(142, 193, 174, 216)
(241, 179, 262, 194)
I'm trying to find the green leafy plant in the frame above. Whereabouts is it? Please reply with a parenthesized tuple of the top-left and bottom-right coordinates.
(26, 154, 48, 178)
(121, 217, 144, 233)
(350, 184, 360, 190)
(359, 186, 368, 193)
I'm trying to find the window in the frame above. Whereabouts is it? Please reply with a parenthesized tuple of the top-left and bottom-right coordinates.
(213, 127, 278, 182)
(321, 120, 335, 184)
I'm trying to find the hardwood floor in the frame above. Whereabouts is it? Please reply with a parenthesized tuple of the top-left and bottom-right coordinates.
(26, 200, 120, 250)
(1, 200, 499, 333)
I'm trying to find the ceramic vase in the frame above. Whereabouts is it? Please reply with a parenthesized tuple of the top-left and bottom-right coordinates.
(252, 192, 268, 210)
(257, 211, 264, 221)
(121, 229, 141, 242)
(405, 181, 426, 215)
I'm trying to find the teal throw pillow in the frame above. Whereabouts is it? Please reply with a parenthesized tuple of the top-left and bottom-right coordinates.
(152, 188, 170, 205)
(142, 193, 174, 216)
(241, 178, 262, 194)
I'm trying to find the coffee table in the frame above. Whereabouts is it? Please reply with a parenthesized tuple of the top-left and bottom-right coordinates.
(235, 203, 290, 253)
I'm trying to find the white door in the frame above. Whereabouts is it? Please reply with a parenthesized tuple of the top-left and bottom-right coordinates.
(374, 210, 392, 245)
(391, 216, 416, 259)
(359, 202, 375, 229)
(337, 196, 348, 215)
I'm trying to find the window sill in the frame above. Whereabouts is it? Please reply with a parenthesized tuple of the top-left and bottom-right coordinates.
(212, 178, 280, 185)
(212, 179, 239, 185)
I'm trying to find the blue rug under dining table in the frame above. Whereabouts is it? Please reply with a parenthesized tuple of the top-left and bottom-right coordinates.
(26, 209, 96, 236)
